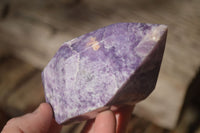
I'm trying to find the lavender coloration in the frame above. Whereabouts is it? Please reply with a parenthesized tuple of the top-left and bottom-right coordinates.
(42, 23, 167, 124)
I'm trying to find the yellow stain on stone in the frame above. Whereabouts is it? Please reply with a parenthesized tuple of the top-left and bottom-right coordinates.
(87, 37, 100, 51)
(92, 44, 100, 51)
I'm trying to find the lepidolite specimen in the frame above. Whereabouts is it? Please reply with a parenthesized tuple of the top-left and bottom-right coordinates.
(42, 23, 167, 124)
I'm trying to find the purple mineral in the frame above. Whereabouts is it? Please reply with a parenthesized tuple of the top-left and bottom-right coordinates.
(42, 23, 167, 124)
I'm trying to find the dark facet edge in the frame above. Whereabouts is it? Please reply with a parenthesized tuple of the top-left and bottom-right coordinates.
(106, 27, 168, 107)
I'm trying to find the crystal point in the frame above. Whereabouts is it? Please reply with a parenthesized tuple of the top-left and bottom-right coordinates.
(42, 23, 167, 124)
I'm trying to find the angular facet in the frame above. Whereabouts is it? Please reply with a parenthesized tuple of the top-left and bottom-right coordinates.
(42, 23, 167, 124)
